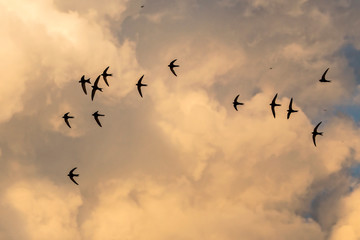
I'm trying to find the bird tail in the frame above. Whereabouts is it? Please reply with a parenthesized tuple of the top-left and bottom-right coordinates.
(319, 132, 323, 136)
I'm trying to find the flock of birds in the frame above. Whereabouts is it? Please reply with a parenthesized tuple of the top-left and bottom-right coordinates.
(232, 67, 332, 148)
(65, 60, 180, 185)
(65, 62, 330, 185)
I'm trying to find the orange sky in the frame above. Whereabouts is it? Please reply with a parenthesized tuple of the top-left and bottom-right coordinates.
(1, 0, 360, 239)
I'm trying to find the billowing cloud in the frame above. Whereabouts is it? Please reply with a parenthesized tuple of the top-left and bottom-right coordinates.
(1, 0, 360, 239)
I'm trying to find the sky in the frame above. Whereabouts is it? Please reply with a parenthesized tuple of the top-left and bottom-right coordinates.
(1, 0, 360, 239)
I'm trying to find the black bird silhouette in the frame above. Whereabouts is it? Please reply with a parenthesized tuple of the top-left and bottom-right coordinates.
(233, 94, 244, 111)
(102, 66, 112, 86)
(92, 111, 105, 127)
(141, 5, 144, 8)
(91, 75, 103, 101)
(136, 75, 147, 98)
(287, 98, 298, 119)
(270, 93, 281, 118)
(319, 68, 331, 82)
(168, 59, 179, 76)
(312, 121, 323, 147)
(62, 112, 74, 128)
(79, 75, 91, 95)
(68, 167, 79, 185)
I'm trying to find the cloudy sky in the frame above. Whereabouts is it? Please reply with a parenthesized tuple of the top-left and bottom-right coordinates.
(1, 0, 360, 239)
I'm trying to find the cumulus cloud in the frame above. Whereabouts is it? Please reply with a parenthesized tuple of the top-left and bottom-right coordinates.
(1, 0, 360, 239)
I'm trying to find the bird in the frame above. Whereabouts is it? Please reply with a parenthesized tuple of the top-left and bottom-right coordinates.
(287, 98, 298, 119)
(102, 66, 112, 86)
(62, 112, 74, 128)
(270, 93, 281, 118)
(319, 68, 331, 83)
(168, 59, 179, 76)
(141, 5, 144, 8)
(79, 75, 91, 95)
(233, 94, 244, 111)
(312, 121, 323, 147)
(91, 75, 103, 101)
(92, 111, 105, 127)
(68, 167, 79, 185)
(136, 75, 147, 98)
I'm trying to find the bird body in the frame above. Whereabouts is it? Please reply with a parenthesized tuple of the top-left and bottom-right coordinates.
(168, 59, 179, 76)
(270, 93, 281, 118)
(287, 98, 298, 119)
(68, 167, 79, 185)
(79, 75, 91, 95)
(136, 75, 147, 98)
(62, 112, 74, 128)
(233, 94, 244, 111)
(92, 111, 105, 127)
(312, 121, 323, 147)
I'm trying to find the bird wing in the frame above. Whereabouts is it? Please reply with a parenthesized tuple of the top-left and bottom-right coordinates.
(314, 121, 322, 132)
(94, 75, 101, 87)
(94, 116, 102, 127)
(103, 66, 110, 75)
(312, 133, 317, 147)
(137, 84, 143, 97)
(170, 67, 177, 77)
(170, 59, 177, 65)
(289, 98, 293, 110)
(91, 87, 96, 101)
(103, 76, 109, 86)
(234, 94, 239, 102)
(69, 167, 77, 174)
(81, 82, 87, 95)
(64, 118, 71, 128)
(322, 68, 329, 79)
(271, 105, 276, 118)
(287, 111, 291, 119)
(272, 93, 278, 105)
(69, 175, 79, 185)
